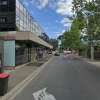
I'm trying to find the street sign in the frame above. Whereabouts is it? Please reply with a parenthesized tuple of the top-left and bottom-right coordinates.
(33, 88, 56, 100)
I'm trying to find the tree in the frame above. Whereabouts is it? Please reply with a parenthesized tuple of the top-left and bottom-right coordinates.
(62, 18, 82, 51)
(71, 0, 100, 61)
(48, 39, 58, 51)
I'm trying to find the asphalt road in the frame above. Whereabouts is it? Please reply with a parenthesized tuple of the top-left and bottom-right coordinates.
(14, 55, 100, 100)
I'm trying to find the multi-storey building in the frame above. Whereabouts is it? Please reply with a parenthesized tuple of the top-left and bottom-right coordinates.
(0, 0, 52, 68)
(0, 0, 49, 40)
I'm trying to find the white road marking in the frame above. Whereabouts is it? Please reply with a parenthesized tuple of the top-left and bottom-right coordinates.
(63, 56, 72, 63)
(33, 88, 56, 100)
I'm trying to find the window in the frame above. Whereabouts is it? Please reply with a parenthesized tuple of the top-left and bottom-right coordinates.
(0, 1, 7, 6)
(0, 17, 7, 22)
(16, 8, 20, 17)
(1, 28, 8, 31)
(20, 11, 23, 20)
(24, 8, 27, 16)
(24, 16, 26, 23)
(16, 16, 20, 24)
(19, 3, 23, 13)
(9, 28, 15, 31)
(9, 0, 15, 6)
(20, 18, 23, 27)
(16, 24, 20, 31)
(1, 6, 8, 12)
(9, 7, 15, 11)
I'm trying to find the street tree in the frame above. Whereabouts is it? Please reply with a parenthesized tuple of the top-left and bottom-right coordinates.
(48, 39, 58, 51)
(71, 0, 100, 61)
(62, 18, 82, 51)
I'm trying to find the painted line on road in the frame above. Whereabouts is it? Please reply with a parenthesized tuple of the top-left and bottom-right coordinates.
(1, 56, 55, 100)
(64, 56, 72, 63)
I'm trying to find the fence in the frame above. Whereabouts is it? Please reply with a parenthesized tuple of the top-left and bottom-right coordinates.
(79, 51, 100, 59)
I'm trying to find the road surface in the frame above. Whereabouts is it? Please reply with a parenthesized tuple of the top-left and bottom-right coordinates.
(14, 55, 100, 100)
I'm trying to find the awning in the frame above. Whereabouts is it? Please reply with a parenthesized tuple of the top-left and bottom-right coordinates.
(0, 31, 53, 49)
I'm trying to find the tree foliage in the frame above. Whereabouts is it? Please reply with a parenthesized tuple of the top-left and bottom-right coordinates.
(72, 0, 100, 41)
(48, 39, 58, 51)
(62, 17, 82, 50)
(60, 0, 100, 52)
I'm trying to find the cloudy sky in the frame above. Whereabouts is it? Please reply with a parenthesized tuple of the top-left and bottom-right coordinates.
(20, 0, 73, 39)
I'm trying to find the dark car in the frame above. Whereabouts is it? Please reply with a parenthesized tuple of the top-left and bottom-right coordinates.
(54, 52, 60, 56)
(39, 51, 43, 58)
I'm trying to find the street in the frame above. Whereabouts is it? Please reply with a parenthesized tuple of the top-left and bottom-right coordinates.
(14, 55, 100, 100)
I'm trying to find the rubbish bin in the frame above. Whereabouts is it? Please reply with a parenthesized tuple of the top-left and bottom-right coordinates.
(0, 73, 10, 96)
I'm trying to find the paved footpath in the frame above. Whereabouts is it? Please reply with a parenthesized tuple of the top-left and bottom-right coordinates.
(0, 55, 53, 99)
(76, 55, 100, 68)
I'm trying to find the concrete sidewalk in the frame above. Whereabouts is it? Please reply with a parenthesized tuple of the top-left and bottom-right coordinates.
(0, 55, 53, 99)
(77, 55, 100, 68)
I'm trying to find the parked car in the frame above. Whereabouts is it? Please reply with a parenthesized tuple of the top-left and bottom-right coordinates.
(64, 51, 71, 54)
(39, 51, 43, 58)
(49, 51, 52, 54)
(54, 52, 60, 56)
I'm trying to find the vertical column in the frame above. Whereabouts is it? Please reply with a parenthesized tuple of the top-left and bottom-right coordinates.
(28, 44, 30, 62)
(4, 40, 15, 67)
(0, 37, 4, 73)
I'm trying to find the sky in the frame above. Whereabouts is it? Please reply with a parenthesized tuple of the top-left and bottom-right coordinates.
(19, 0, 73, 39)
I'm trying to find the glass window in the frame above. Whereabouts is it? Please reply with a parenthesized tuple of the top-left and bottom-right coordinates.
(16, 24, 20, 31)
(26, 17, 28, 24)
(24, 16, 26, 23)
(29, 25, 30, 31)
(28, 24, 30, 30)
(0, 0, 7, 6)
(26, 11, 28, 18)
(16, 7, 20, 17)
(3, 1, 7, 5)
(1, 28, 8, 31)
(28, 14, 31, 20)
(16, 0, 19, 9)
(27, 12, 30, 20)
(9, 7, 15, 11)
(1, 6, 8, 12)
(20, 18, 23, 27)
(9, 28, 15, 31)
(31, 27, 32, 32)
(9, 0, 15, 6)
(20, 11, 23, 20)
(20, 26, 24, 31)
(23, 22, 27, 29)
(16, 16, 20, 24)
(30, 21, 32, 28)
(26, 24, 28, 30)
(0, 18, 2, 22)
(24, 8, 26, 16)
(0, 17, 7, 22)
(19, 2, 23, 13)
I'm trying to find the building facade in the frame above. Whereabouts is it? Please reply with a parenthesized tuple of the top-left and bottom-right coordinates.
(0, 0, 52, 68)
(0, 0, 48, 40)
